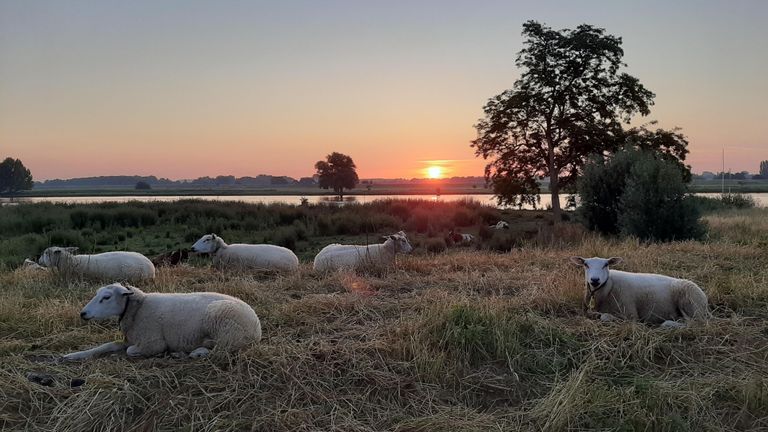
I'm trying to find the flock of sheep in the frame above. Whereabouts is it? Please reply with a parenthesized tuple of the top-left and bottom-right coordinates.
(29, 228, 709, 361)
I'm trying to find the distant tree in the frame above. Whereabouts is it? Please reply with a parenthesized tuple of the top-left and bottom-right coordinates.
(314, 152, 359, 198)
(135, 181, 151, 190)
(0, 157, 33, 195)
(760, 160, 768, 177)
(472, 21, 655, 219)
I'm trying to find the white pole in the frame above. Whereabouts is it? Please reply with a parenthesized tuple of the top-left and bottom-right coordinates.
(721, 147, 725, 195)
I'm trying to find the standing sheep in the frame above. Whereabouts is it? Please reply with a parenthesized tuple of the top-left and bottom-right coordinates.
(570, 256, 709, 328)
(38, 247, 155, 281)
(63, 283, 261, 360)
(313, 231, 413, 272)
(191, 234, 299, 272)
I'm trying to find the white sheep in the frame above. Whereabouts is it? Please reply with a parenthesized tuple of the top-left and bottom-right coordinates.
(570, 256, 709, 328)
(22, 258, 48, 271)
(448, 229, 474, 245)
(38, 247, 155, 281)
(313, 231, 413, 272)
(63, 283, 261, 360)
(191, 234, 299, 271)
(491, 221, 510, 230)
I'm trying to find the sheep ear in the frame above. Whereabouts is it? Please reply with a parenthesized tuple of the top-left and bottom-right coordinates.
(607, 257, 623, 267)
(112, 284, 134, 296)
(569, 256, 586, 267)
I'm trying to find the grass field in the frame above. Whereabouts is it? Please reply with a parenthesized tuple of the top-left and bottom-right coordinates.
(0, 202, 766, 431)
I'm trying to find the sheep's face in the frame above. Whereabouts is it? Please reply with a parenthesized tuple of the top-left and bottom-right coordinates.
(388, 231, 413, 254)
(191, 234, 219, 253)
(38, 246, 78, 267)
(80, 284, 134, 321)
(570, 256, 623, 289)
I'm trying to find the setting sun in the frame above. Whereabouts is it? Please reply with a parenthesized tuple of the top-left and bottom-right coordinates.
(426, 166, 443, 179)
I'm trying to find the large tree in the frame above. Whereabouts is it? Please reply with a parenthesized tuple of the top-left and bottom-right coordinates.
(472, 21, 655, 217)
(314, 152, 359, 198)
(760, 160, 768, 178)
(0, 157, 33, 195)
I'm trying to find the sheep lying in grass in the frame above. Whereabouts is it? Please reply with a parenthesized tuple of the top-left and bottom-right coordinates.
(38, 247, 155, 281)
(313, 231, 413, 272)
(63, 283, 261, 361)
(570, 256, 709, 328)
(151, 248, 190, 267)
(191, 234, 299, 271)
(448, 229, 474, 245)
(22, 258, 47, 271)
(491, 221, 510, 230)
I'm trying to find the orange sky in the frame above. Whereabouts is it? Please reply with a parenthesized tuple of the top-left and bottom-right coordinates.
(1, 1, 766, 181)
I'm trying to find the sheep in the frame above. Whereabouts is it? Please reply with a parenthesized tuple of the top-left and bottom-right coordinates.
(313, 231, 413, 272)
(448, 229, 474, 245)
(570, 256, 709, 328)
(22, 258, 47, 271)
(151, 248, 190, 267)
(191, 234, 299, 271)
(38, 247, 155, 281)
(63, 283, 261, 361)
(491, 221, 510, 230)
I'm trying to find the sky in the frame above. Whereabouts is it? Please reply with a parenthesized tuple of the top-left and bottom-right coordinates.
(1, 0, 766, 181)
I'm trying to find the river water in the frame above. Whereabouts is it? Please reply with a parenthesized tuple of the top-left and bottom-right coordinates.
(1, 193, 766, 209)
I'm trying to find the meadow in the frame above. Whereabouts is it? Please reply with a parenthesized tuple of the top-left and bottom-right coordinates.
(0, 199, 766, 431)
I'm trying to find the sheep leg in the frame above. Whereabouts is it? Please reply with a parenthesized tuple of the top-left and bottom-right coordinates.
(126, 340, 167, 358)
(62, 342, 127, 361)
(660, 320, 686, 329)
(189, 347, 211, 359)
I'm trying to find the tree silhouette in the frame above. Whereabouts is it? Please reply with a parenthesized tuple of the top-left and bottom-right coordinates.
(135, 181, 151, 190)
(0, 157, 33, 195)
(315, 152, 359, 198)
(760, 160, 768, 178)
(472, 21, 654, 218)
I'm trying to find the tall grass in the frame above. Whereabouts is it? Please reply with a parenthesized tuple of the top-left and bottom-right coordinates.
(1, 205, 766, 430)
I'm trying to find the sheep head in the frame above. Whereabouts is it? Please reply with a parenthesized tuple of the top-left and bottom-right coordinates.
(79, 283, 134, 321)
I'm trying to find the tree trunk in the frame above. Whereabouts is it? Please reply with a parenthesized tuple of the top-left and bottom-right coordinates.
(547, 141, 561, 222)
(550, 174, 561, 222)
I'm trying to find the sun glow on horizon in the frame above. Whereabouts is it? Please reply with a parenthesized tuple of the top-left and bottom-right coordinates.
(426, 166, 443, 179)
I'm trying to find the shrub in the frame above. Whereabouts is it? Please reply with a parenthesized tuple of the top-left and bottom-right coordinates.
(407, 209, 431, 233)
(451, 209, 475, 227)
(424, 238, 447, 253)
(618, 155, 705, 241)
(486, 231, 520, 252)
(690, 193, 757, 213)
(273, 227, 298, 251)
(577, 147, 705, 241)
(478, 224, 494, 241)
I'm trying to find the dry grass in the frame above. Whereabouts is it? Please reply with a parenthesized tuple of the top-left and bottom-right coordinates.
(1, 210, 767, 431)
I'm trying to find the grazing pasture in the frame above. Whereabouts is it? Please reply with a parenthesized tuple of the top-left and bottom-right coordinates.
(0, 200, 766, 431)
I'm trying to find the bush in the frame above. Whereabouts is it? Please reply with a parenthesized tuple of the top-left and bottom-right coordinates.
(690, 193, 757, 213)
(423, 237, 447, 253)
(451, 209, 475, 227)
(478, 224, 494, 241)
(577, 147, 705, 241)
(618, 156, 705, 241)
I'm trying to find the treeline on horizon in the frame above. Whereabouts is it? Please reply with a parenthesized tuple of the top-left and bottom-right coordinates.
(34, 174, 489, 189)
